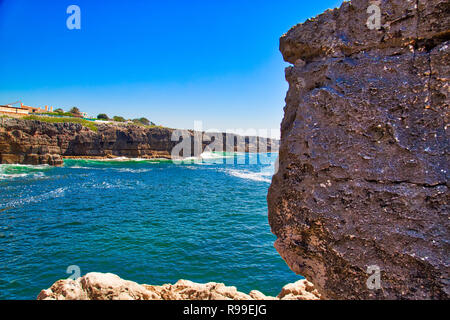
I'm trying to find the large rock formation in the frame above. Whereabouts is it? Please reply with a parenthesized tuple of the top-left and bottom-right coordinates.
(37, 272, 321, 300)
(0, 119, 175, 166)
(0, 118, 278, 165)
(268, 0, 449, 299)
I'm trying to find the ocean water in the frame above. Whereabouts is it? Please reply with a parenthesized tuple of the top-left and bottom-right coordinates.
(0, 152, 301, 299)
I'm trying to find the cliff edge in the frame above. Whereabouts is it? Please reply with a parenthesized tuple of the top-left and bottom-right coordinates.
(268, 0, 449, 299)
(0, 118, 278, 165)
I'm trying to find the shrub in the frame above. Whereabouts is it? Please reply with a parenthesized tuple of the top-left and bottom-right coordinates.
(132, 117, 154, 126)
(69, 107, 82, 117)
(113, 116, 126, 122)
(138, 117, 150, 125)
(97, 113, 109, 120)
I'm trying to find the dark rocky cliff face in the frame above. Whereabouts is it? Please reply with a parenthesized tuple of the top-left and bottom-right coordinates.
(0, 119, 175, 165)
(268, 0, 449, 299)
(0, 118, 278, 165)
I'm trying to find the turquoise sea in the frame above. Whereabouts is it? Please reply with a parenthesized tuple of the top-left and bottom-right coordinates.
(0, 152, 301, 299)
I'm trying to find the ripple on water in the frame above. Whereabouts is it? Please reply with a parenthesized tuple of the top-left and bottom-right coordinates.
(0, 153, 302, 299)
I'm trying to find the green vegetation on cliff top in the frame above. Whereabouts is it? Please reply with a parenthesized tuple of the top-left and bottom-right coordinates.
(1, 115, 166, 132)
(23, 115, 99, 132)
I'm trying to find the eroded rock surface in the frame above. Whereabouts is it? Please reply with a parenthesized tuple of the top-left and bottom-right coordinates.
(268, 0, 449, 299)
(37, 272, 320, 300)
(0, 118, 278, 165)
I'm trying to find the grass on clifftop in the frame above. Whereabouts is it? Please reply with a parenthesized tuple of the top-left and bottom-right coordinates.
(2, 114, 168, 132)
(23, 115, 99, 132)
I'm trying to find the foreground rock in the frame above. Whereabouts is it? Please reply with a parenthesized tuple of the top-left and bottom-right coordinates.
(0, 118, 278, 165)
(268, 0, 449, 299)
(37, 272, 320, 300)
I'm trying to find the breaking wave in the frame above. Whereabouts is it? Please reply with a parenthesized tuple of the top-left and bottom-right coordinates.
(224, 168, 273, 183)
(0, 164, 51, 180)
(0, 187, 67, 210)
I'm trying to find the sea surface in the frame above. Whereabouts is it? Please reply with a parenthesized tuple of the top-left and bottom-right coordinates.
(0, 152, 301, 299)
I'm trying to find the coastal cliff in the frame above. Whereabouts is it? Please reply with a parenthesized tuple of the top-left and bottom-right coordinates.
(37, 272, 321, 300)
(0, 118, 278, 165)
(268, 0, 449, 299)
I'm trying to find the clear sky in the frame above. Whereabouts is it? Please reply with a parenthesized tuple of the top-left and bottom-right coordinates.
(0, 0, 342, 136)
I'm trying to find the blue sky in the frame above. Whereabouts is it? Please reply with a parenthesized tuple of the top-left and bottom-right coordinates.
(0, 0, 342, 136)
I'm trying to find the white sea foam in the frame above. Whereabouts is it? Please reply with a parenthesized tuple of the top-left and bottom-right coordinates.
(69, 152, 234, 164)
(177, 152, 235, 163)
(0, 164, 50, 180)
(0, 164, 50, 171)
(224, 168, 273, 183)
(68, 165, 152, 173)
(91, 157, 167, 162)
(113, 168, 152, 173)
(0, 187, 67, 209)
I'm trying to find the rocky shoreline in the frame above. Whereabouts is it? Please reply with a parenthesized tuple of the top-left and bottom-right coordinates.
(37, 272, 321, 300)
(0, 117, 278, 166)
